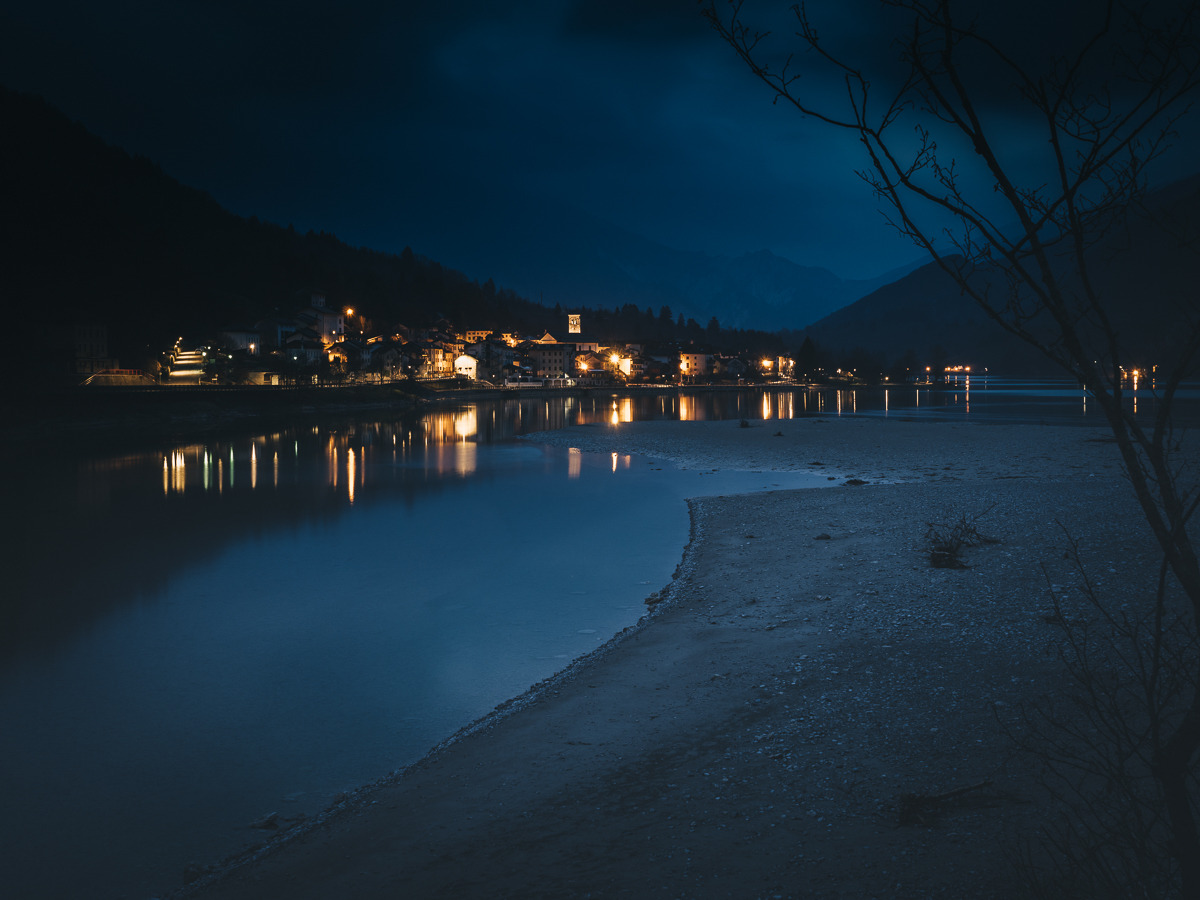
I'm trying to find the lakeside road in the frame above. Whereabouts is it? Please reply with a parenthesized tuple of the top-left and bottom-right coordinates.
(178, 417, 1167, 899)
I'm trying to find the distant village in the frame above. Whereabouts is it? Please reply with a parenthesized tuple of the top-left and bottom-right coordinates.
(81, 289, 820, 388)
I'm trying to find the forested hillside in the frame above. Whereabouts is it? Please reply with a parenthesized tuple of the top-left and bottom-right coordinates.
(3, 87, 792, 384)
(0, 88, 556, 381)
(802, 174, 1200, 376)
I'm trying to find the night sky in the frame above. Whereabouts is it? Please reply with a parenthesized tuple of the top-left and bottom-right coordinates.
(3, 0, 1197, 287)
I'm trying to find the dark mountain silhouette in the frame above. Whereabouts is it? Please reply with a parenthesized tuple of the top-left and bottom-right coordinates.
(9, 81, 1188, 384)
(802, 176, 1200, 376)
(801, 259, 1047, 374)
(0, 87, 564, 383)
(417, 192, 920, 333)
(0, 86, 821, 385)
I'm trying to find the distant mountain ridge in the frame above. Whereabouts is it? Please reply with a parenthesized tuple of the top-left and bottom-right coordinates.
(803, 175, 1200, 376)
(417, 194, 920, 332)
(0, 86, 573, 381)
(1, 83, 903, 387)
(14, 81, 1184, 383)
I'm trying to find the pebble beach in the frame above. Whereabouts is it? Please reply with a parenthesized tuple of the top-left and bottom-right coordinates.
(178, 416, 1168, 899)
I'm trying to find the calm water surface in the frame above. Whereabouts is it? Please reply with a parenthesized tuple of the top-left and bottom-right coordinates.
(3, 380, 1196, 899)
(578, 376, 1200, 425)
(2, 400, 822, 900)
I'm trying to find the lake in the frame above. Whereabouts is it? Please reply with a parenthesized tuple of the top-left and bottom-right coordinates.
(1, 379, 1193, 899)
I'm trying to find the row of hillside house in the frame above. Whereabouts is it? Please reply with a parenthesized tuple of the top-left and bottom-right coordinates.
(217, 290, 341, 365)
(213, 298, 789, 384)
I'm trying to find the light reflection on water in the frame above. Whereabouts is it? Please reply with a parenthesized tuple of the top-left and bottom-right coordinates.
(146, 378, 1200, 508)
(568, 377, 1198, 426)
(1, 402, 825, 900)
(4, 380, 1200, 899)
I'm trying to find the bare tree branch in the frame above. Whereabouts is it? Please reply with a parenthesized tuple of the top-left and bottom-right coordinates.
(704, 0, 1200, 891)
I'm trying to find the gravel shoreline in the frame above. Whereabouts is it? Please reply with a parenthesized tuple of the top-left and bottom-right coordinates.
(179, 417, 1162, 899)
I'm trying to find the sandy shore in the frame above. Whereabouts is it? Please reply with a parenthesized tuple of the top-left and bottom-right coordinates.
(177, 417, 1159, 899)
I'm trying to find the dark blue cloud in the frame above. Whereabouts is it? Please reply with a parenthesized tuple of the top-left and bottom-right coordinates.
(1, 0, 1194, 291)
(563, 0, 712, 41)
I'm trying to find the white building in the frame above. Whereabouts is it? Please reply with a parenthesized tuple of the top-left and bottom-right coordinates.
(454, 354, 479, 379)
